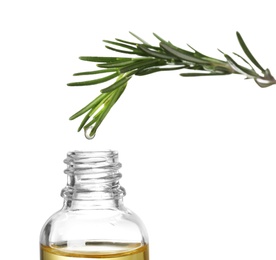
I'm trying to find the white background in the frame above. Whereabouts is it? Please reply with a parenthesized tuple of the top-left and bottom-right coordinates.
(1, 1, 276, 259)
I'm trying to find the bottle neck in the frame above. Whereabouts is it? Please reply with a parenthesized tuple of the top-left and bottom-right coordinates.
(61, 151, 126, 209)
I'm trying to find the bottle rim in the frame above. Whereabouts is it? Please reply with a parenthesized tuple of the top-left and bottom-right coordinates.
(62, 150, 125, 200)
(64, 150, 122, 175)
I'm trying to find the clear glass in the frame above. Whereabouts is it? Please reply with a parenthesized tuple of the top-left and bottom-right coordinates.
(40, 151, 149, 260)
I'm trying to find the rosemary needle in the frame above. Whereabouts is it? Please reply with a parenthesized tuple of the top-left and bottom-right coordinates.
(68, 32, 276, 139)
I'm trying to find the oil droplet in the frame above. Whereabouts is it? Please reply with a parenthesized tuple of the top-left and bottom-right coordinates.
(84, 126, 96, 140)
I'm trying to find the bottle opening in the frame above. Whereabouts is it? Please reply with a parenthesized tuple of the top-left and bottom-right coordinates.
(62, 150, 125, 201)
(64, 150, 121, 175)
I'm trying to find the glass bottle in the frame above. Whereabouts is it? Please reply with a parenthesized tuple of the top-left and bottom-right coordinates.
(40, 150, 149, 260)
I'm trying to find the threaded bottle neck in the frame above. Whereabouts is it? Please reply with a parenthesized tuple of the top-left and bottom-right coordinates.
(61, 151, 126, 202)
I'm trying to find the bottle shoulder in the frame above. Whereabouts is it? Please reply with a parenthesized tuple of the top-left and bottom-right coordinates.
(41, 206, 144, 229)
(40, 206, 148, 245)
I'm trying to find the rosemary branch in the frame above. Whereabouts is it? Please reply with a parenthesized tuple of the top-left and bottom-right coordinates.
(68, 32, 276, 139)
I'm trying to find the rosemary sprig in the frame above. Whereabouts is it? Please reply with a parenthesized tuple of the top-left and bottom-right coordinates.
(68, 32, 276, 139)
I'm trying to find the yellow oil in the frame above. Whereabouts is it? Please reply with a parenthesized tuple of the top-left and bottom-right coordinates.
(40, 242, 149, 260)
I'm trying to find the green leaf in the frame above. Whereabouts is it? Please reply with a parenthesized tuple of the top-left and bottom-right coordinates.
(105, 45, 145, 55)
(180, 72, 226, 77)
(232, 52, 255, 71)
(224, 54, 259, 78)
(69, 93, 108, 120)
(186, 44, 206, 58)
(101, 76, 130, 93)
(129, 32, 149, 44)
(80, 56, 132, 62)
(188, 45, 227, 65)
(136, 65, 187, 75)
(212, 66, 232, 74)
(97, 60, 135, 68)
(153, 33, 168, 44)
(115, 38, 138, 46)
(85, 85, 127, 137)
(160, 42, 209, 64)
(87, 100, 107, 119)
(73, 68, 118, 76)
(120, 59, 163, 73)
(103, 40, 138, 51)
(236, 32, 265, 72)
(77, 93, 112, 132)
(138, 44, 175, 59)
(116, 38, 161, 50)
(77, 113, 91, 132)
(67, 72, 119, 86)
